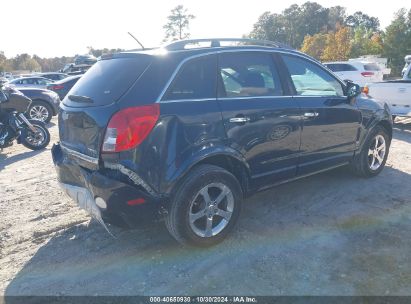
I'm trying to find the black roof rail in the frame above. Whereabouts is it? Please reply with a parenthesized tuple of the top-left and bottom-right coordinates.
(163, 38, 290, 51)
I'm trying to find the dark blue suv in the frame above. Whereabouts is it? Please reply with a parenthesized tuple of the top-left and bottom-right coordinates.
(52, 39, 392, 246)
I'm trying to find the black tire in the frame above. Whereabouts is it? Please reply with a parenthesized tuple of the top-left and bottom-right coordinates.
(27, 100, 53, 124)
(20, 120, 50, 150)
(165, 164, 243, 247)
(350, 125, 391, 178)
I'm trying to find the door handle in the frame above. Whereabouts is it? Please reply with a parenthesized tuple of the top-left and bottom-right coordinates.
(303, 112, 319, 118)
(229, 117, 250, 123)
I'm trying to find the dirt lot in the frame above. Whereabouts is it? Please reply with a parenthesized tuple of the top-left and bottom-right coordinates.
(1, 118, 411, 296)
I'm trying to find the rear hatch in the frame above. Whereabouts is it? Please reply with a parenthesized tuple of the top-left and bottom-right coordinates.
(59, 54, 152, 160)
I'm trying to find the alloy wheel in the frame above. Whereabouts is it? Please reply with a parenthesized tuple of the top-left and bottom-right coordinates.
(25, 126, 46, 147)
(29, 105, 49, 122)
(188, 182, 234, 238)
(368, 134, 386, 171)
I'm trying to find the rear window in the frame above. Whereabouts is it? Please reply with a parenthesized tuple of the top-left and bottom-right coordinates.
(64, 56, 152, 107)
(325, 64, 357, 72)
(364, 63, 380, 71)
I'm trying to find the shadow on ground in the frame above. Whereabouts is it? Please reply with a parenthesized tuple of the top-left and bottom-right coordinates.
(0, 149, 45, 171)
(4, 126, 411, 297)
(5, 159, 411, 297)
(393, 118, 411, 144)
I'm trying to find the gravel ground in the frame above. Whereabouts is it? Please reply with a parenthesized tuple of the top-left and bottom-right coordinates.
(0, 117, 411, 296)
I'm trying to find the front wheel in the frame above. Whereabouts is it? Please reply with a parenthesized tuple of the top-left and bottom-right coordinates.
(20, 121, 50, 150)
(350, 125, 390, 177)
(165, 164, 243, 247)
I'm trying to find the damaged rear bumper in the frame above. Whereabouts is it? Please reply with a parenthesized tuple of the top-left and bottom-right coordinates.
(51, 143, 164, 228)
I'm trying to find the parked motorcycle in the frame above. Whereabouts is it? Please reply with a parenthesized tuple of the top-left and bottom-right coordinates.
(0, 86, 50, 151)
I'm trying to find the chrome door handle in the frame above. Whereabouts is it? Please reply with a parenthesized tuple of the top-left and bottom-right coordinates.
(229, 117, 250, 123)
(304, 112, 319, 118)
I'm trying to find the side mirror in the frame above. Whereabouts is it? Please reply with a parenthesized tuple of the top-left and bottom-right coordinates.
(0, 91, 8, 103)
(346, 82, 361, 98)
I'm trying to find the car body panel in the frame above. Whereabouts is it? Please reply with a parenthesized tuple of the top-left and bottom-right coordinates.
(365, 80, 411, 117)
(293, 96, 361, 174)
(17, 87, 60, 115)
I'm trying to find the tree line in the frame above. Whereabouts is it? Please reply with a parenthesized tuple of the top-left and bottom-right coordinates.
(1, 3, 410, 76)
(249, 3, 411, 76)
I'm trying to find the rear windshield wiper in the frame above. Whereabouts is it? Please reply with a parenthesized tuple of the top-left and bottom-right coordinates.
(68, 94, 94, 103)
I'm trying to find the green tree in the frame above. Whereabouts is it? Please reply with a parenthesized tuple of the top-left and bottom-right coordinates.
(350, 26, 383, 58)
(327, 6, 346, 31)
(0, 51, 7, 72)
(163, 5, 195, 42)
(248, 2, 359, 49)
(383, 8, 411, 76)
(345, 11, 380, 32)
(249, 12, 287, 43)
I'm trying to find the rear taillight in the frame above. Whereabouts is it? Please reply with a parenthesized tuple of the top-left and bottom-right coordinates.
(361, 72, 374, 77)
(362, 86, 369, 95)
(50, 85, 64, 90)
(102, 104, 160, 153)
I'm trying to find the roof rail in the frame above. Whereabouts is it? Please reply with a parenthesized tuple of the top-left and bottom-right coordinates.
(163, 38, 290, 51)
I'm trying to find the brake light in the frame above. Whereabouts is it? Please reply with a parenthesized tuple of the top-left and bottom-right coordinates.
(50, 85, 64, 90)
(127, 198, 146, 206)
(102, 104, 160, 153)
(362, 86, 369, 95)
(361, 72, 374, 77)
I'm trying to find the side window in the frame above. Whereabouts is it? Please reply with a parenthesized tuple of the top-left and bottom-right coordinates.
(37, 79, 48, 85)
(282, 55, 344, 97)
(218, 52, 283, 98)
(22, 78, 34, 85)
(163, 55, 217, 101)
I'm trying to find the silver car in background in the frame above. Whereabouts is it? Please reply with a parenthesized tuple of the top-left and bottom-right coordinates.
(8, 77, 54, 89)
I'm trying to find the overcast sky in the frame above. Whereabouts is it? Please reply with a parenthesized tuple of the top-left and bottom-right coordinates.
(1, 0, 407, 58)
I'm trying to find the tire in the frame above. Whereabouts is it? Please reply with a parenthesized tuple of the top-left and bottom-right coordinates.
(20, 120, 50, 150)
(350, 125, 391, 178)
(27, 101, 53, 123)
(165, 164, 243, 247)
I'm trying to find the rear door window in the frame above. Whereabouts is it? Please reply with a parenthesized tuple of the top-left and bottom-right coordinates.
(64, 56, 152, 107)
(218, 52, 283, 97)
(163, 55, 217, 101)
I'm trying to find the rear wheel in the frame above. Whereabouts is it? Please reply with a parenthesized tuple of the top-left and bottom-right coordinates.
(350, 125, 390, 177)
(20, 121, 50, 150)
(165, 164, 243, 247)
(27, 101, 53, 123)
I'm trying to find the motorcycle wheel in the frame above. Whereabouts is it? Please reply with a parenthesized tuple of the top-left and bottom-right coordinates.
(20, 120, 50, 150)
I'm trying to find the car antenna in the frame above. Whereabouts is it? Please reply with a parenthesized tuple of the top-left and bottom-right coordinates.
(127, 32, 145, 50)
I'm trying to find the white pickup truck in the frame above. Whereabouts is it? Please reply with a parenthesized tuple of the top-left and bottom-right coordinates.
(364, 63, 411, 117)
